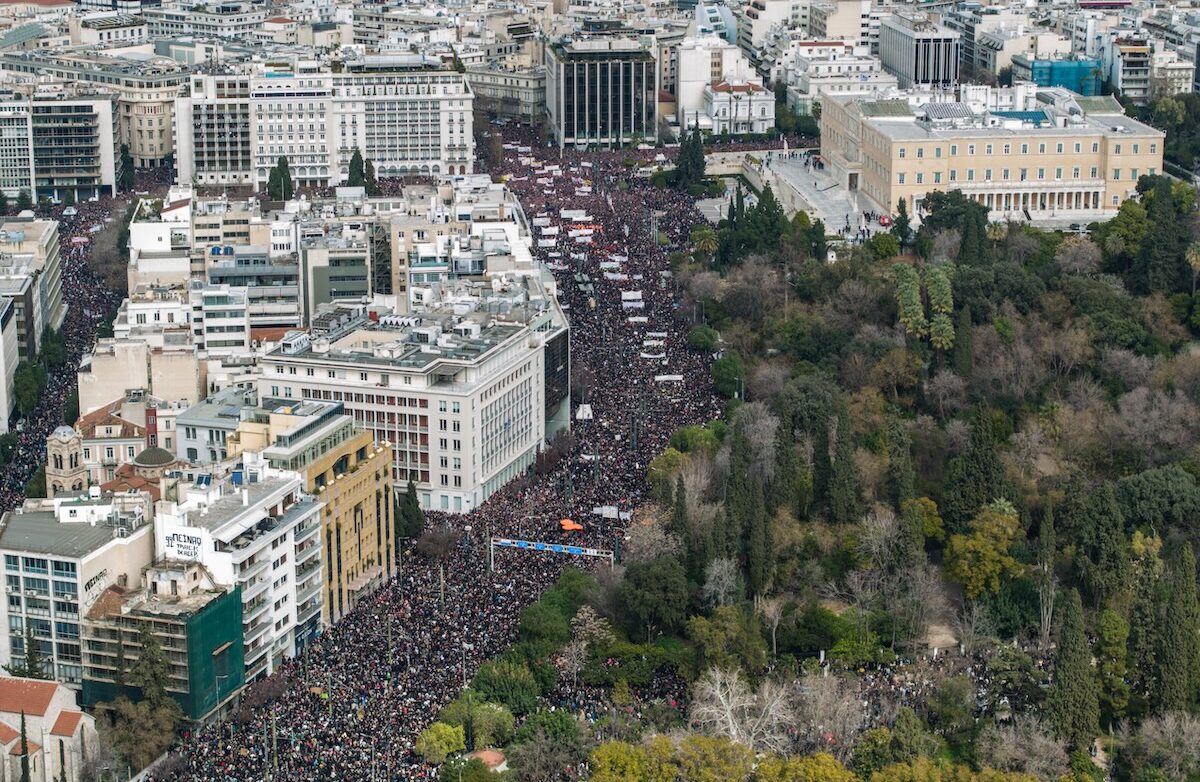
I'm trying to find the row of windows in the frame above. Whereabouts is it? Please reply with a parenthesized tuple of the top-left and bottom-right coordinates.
(4, 556, 75, 577)
(896, 166, 1156, 185)
(898, 141, 1157, 159)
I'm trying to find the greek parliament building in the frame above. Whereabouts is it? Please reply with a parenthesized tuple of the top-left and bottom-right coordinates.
(820, 86, 1165, 218)
(545, 37, 657, 148)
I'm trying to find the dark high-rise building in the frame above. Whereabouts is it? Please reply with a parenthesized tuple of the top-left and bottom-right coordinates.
(545, 38, 657, 148)
(879, 13, 960, 88)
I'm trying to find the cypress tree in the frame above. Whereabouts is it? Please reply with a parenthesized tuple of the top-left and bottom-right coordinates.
(1155, 544, 1199, 712)
(1047, 589, 1099, 750)
(886, 417, 915, 508)
(1036, 505, 1057, 650)
(953, 307, 974, 377)
(768, 421, 798, 515)
(1128, 554, 1161, 705)
(829, 411, 861, 523)
(671, 475, 688, 536)
(745, 480, 772, 596)
(1096, 609, 1130, 728)
(19, 711, 29, 782)
(724, 421, 755, 545)
(1079, 483, 1129, 609)
(941, 409, 1008, 534)
(347, 149, 365, 187)
(810, 219, 827, 260)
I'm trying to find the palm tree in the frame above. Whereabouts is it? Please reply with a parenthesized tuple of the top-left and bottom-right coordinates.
(1187, 240, 1200, 295)
(691, 225, 719, 262)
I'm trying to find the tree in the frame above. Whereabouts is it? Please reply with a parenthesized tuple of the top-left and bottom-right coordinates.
(1047, 589, 1099, 751)
(267, 156, 294, 200)
(1128, 541, 1162, 709)
(829, 412, 861, 523)
(941, 410, 1010, 534)
(0, 190, 9, 215)
(944, 500, 1024, 600)
(620, 556, 688, 639)
(15, 190, 31, 211)
(811, 219, 828, 261)
(892, 197, 912, 249)
(692, 225, 719, 262)
(4, 624, 45, 679)
(364, 158, 379, 196)
(1156, 544, 1199, 712)
(416, 722, 465, 764)
(13, 361, 41, 417)
(19, 711, 29, 782)
(398, 480, 424, 539)
(591, 742, 649, 782)
(24, 466, 45, 500)
(689, 668, 794, 754)
(507, 726, 585, 782)
(1096, 609, 1130, 727)
(974, 717, 1068, 781)
(439, 692, 514, 750)
(1076, 483, 1129, 609)
(470, 661, 540, 715)
(1034, 505, 1057, 650)
(674, 735, 754, 782)
(687, 606, 768, 672)
(757, 753, 859, 782)
(347, 148, 366, 187)
(515, 709, 580, 745)
(712, 352, 745, 398)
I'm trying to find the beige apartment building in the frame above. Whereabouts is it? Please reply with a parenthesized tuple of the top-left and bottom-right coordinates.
(821, 89, 1164, 216)
(227, 400, 395, 624)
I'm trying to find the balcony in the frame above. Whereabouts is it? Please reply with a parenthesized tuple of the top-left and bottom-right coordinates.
(244, 619, 269, 644)
(296, 595, 322, 623)
(296, 542, 320, 566)
(296, 558, 321, 582)
(237, 558, 268, 582)
(244, 595, 269, 621)
(294, 519, 320, 543)
(295, 578, 322, 607)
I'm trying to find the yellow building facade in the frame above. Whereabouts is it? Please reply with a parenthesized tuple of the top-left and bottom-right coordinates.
(228, 401, 395, 625)
(821, 90, 1165, 217)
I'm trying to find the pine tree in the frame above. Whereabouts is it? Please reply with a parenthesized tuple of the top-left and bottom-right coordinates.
(1155, 544, 1199, 712)
(1096, 609, 1130, 728)
(1047, 589, 1099, 751)
(671, 475, 688, 536)
(365, 159, 379, 196)
(399, 480, 424, 539)
(15, 190, 31, 211)
(829, 412, 861, 523)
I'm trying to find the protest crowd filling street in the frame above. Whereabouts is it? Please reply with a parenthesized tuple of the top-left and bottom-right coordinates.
(141, 131, 729, 780)
(0, 199, 123, 513)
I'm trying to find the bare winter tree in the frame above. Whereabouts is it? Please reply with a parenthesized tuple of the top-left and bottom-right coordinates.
(893, 567, 947, 651)
(930, 229, 962, 263)
(559, 640, 589, 687)
(793, 672, 869, 761)
(1128, 712, 1200, 780)
(689, 667, 795, 755)
(757, 597, 788, 660)
(975, 717, 1069, 781)
(857, 506, 902, 572)
(624, 522, 683, 565)
(571, 605, 616, 647)
(703, 557, 741, 608)
(925, 371, 969, 420)
(1055, 235, 1102, 275)
(954, 601, 993, 654)
(733, 402, 779, 482)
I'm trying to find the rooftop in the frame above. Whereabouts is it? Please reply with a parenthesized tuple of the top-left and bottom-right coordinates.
(0, 510, 139, 558)
(0, 678, 57, 717)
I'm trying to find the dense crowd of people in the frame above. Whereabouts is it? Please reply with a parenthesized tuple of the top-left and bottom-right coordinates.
(0, 197, 122, 512)
(156, 131, 724, 780)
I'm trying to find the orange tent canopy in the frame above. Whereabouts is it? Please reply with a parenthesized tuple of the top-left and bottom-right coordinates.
(559, 518, 584, 531)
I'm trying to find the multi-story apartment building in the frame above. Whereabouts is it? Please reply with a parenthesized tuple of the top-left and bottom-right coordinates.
(154, 452, 324, 680)
(1150, 49, 1195, 99)
(821, 88, 1165, 218)
(785, 48, 898, 115)
(1011, 55, 1105, 97)
(942, 5, 1029, 74)
(465, 64, 546, 121)
(142, 1, 267, 39)
(1103, 33, 1151, 104)
(880, 13, 960, 88)
(260, 277, 569, 513)
(82, 561, 244, 723)
(30, 88, 120, 203)
(675, 35, 755, 129)
(227, 400, 395, 624)
(0, 51, 185, 168)
(0, 218, 64, 360)
(736, 0, 804, 73)
(809, 0, 873, 46)
(69, 13, 147, 46)
(298, 233, 371, 323)
(207, 247, 302, 330)
(545, 38, 657, 148)
(176, 72, 252, 187)
(0, 495, 154, 687)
